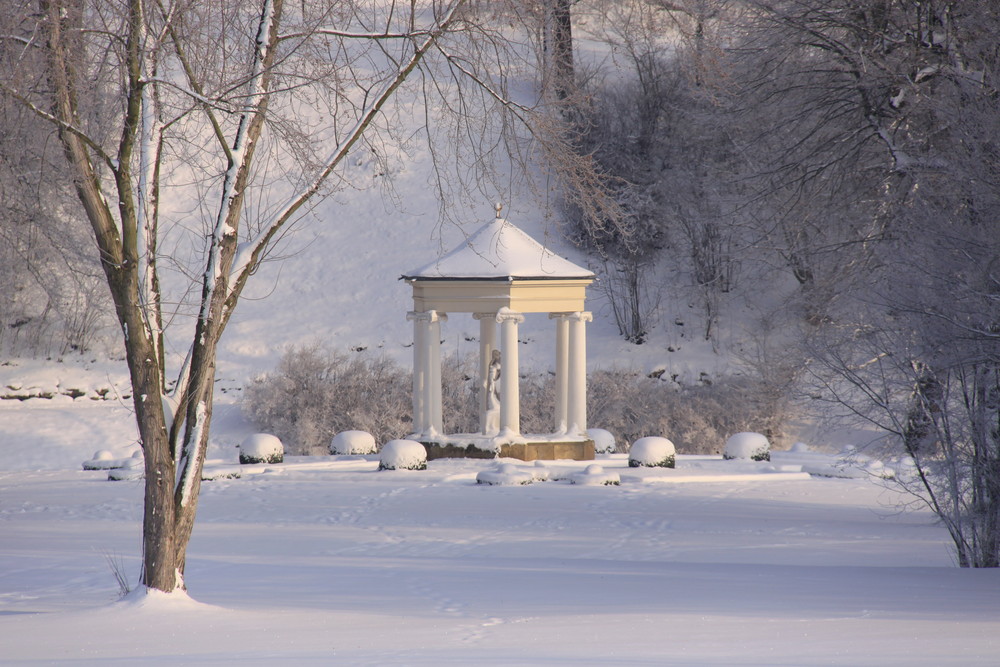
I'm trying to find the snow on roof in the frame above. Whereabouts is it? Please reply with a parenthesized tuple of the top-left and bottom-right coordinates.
(402, 217, 594, 281)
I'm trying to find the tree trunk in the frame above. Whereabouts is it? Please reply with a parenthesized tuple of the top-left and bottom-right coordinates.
(546, 0, 575, 103)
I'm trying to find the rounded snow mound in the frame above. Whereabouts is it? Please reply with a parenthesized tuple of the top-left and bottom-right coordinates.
(628, 437, 676, 468)
(724, 432, 770, 462)
(108, 457, 144, 481)
(587, 428, 616, 455)
(378, 439, 427, 471)
(477, 462, 535, 486)
(239, 433, 284, 465)
(570, 464, 620, 486)
(83, 449, 144, 472)
(330, 430, 377, 456)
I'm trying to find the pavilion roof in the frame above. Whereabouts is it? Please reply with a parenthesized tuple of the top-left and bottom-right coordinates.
(402, 217, 593, 282)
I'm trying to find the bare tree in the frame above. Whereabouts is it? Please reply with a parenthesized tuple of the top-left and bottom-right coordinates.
(0, 14, 111, 356)
(751, 0, 1000, 566)
(567, 0, 741, 344)
(1, 0, 605, 593)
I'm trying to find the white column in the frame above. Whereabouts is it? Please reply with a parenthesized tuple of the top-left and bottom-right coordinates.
(567, 311, 592, 436)
(428, 310, 447, 436)
(406, 311, 429, 437)
(474, 313, 498, 434)
(550, 313, 570, 434)
(496, 308, 525, 437)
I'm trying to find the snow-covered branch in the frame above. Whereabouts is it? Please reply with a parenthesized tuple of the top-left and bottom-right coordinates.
(0, 83, 117, 171)
(226, 0, 469, 299)
(279, 28, 433, 41)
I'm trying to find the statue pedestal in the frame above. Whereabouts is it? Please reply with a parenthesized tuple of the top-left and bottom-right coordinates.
(418, 434, 595, 462)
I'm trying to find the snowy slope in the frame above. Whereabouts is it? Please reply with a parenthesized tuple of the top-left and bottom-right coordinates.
(213, 143, 721, 387)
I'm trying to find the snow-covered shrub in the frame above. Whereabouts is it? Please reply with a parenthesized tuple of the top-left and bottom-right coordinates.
(378, 439, 427, 471)
(476, 462, 534, 486)
(570, 464, 620, 486)
(587, 428, 617, 454)
(201, 465, 242, 481)
(531, 461, 552, 482)
(723, 432, 770, 462)
(84, 449, 143, 471)
(82, 450, 117, 470)
(588, 369, 776, 455)
(243, 345, 784, 458)
(330, 430, 376, 455)
(108, 457, 144, 481)
(242, 345, 483, 455)
(242, 346, 410, 454)
(239, 433, 284, 464)
(628, 436, 676, 468)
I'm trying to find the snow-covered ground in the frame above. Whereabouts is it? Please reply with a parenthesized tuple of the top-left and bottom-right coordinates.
(2, 393, 999, 665)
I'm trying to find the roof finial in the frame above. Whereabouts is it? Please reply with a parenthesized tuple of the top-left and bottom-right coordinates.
(495, 202, 503, 219)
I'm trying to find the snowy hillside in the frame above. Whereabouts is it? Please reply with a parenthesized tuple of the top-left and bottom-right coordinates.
(217, 171, 724, 388)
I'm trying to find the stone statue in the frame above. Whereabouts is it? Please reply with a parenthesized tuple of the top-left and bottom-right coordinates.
(485, 348, 501, 434)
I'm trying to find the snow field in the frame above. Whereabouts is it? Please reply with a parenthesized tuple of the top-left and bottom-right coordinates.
(2, 441, 998, 665)
(2, 389, 999, 665)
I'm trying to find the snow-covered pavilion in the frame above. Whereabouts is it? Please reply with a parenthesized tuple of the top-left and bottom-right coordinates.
(401, 208, 596, 461)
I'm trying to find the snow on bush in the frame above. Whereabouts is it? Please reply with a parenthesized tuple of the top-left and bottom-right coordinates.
(723, 432, 770, 462)
(378, 439, 427, 471)
(201, 465, 242, 481)
(801, 452, 895, 480)
(82, 450, 118, 470)
(107, 457, 144, 481)
(570, 464, 620, 486)
(477, 462, 534, 486)
(588, 369, 775, 455)
(239, 433, 284, 465)
(628, 436, 676, 468)
(530, 461, 552, 482)
(330, 430, 376, 455)
(244, 346, 785, 458)
(83, 449, 142, 471)
(242, 346, 482, 455)
(587, 428, 617, 454)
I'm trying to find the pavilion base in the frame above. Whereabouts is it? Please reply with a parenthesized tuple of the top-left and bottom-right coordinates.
(421, 436, 596, 462)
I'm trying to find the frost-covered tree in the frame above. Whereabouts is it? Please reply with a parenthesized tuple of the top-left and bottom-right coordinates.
(721, 1, 998, 325)
(0, 12, 111, 356)
(567, 0, 740, 344)
(749, 0, 1000, 566)
(0, 0, 606, 593)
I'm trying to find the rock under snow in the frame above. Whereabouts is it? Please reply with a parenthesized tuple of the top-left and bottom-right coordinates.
(724, 432, 771, 462)
(330, 430, 377, 455)
(239, 433, 284, 465)
(628, 437, 676, 468)
(587, 428, 616, 455)
(378, 439, 427, 471)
